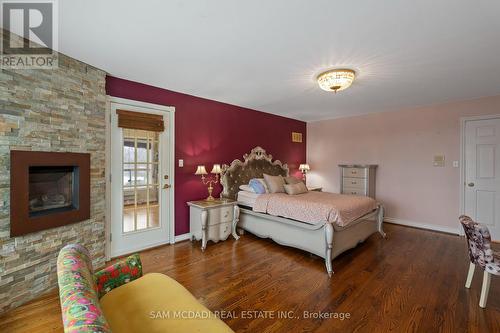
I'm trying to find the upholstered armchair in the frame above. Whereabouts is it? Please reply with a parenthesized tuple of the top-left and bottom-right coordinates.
(459, 215, 500, 308)
(57, 244, 142, 332)
(57, 244, 234, 333)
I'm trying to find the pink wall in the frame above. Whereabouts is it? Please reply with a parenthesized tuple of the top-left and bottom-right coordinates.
(307, 95, 500, 231)
(106, 76, 306, 235)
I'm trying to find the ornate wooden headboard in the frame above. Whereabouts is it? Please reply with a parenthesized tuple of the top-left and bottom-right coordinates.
(221, 147, 289, 200)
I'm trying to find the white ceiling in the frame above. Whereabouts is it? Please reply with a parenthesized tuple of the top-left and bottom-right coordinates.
(58, 0, 500, 122)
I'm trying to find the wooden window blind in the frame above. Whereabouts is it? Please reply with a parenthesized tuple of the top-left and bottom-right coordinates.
(116, 110, 165, 132)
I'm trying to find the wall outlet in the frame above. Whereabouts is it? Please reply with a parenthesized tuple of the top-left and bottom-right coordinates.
(453, 161, 459, 168)
(178, 159, 184, 167)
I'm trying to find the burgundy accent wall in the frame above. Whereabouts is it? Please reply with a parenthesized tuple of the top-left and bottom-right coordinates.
(106, 76, 306, 235)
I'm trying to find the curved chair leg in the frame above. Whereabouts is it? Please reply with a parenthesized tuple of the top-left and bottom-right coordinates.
(324, 223, 334, 277)
(465, 262, 475, 288)
(479, 271, 491, 308)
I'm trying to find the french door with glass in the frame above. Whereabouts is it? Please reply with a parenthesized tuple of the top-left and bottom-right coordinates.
(110, 100, 174, 257)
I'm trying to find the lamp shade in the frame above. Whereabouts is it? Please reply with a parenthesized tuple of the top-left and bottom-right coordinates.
(211, 164, 222, 174)
(195, 165, 208, 175)
(299, 164, 310, 172)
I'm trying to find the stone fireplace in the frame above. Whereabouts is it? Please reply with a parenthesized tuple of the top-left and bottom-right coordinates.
(0, 33, 106, 313)
(10, 151, 90, 237)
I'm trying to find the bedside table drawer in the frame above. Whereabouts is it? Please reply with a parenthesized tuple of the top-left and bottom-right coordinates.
(220, 206, 234, 222)
(207, 206, 234, 225)
(206, 221, 231, 240)
(219, 222, 231, 239)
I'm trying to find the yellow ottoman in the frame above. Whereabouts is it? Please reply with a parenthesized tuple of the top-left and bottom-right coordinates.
(100, 273, 234, 333)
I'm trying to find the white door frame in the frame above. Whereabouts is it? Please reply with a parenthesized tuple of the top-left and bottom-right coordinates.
(459, 114, 500, 236)
(105, 96, 175, 260)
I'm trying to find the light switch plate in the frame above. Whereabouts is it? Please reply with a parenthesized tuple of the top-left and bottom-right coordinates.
(178, 159, 184, 167)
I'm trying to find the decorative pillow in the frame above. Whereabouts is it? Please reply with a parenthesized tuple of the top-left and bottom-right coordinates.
(239, 184, 256, 193)
(249, 179, 267, 194)
(284, 176, 302, 184)
(284, 182, 308, 195)
(94, 254, 143, 298)
(263, 174, 286, 193)
(255, 178, 269, 192)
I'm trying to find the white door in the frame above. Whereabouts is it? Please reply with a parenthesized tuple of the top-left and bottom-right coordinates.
(110, 100, 174, 257)
(464, 117, 500, 241)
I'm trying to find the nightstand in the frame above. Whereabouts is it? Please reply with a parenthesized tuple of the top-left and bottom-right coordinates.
(187, 199, 240, 251)
(307, 186, 323, 192)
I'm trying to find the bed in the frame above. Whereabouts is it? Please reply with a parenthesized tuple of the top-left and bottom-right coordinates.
(221, 147, 385, 276)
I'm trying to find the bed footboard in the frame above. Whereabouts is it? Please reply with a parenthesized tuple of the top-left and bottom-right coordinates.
(238, 205, 385, 276)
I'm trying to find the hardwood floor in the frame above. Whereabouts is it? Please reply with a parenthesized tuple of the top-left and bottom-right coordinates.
(0, 224, 499, 332)
(123, 203, 159, 232)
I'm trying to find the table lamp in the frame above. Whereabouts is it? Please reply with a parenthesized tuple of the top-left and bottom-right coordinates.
(195, 164, 222, 201)
(299, 163, 310, 181)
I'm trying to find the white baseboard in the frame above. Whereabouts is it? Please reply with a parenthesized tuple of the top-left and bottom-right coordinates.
(174, 233, 192, 243)
(384, 217, 461, 235)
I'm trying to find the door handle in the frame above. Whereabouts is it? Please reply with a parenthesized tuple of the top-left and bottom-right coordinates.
(467, 182, 475, 187)
(163, 184, 171, 189)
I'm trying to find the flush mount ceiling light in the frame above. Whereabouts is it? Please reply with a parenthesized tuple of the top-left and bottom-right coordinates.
(317, 69, 356, 93)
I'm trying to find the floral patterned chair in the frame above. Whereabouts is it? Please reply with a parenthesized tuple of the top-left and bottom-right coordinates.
(459, 215, 500, 308)
(57, 244, 234, 333)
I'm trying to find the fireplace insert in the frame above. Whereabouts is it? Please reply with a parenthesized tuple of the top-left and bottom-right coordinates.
(10, 151, 90, 237)
(28, 166, 79, 217)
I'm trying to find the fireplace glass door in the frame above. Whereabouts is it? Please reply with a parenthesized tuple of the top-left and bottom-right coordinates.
(29, 166, 78, 216)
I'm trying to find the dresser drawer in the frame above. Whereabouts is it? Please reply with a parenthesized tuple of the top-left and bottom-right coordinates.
(219, 206, 234, 222)
(342, 167, 367, 178)
(218, 222, 231, 239)
(342, 187, 366, 196)
(206, 221, 231, 241)
(342, 177, 366, 189)
(208, 206, 233, 225)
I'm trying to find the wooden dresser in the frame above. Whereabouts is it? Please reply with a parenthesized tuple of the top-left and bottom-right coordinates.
(339, 165, 377, 198)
